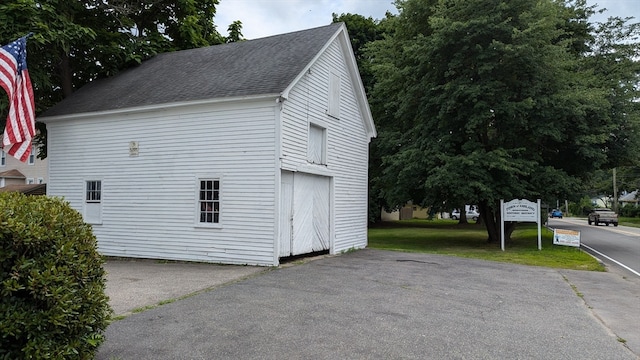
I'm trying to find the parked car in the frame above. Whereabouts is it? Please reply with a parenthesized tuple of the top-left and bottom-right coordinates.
(550, 209, 563, 218)
(451, 208, 479, 221)
(588, 208, 618, 226)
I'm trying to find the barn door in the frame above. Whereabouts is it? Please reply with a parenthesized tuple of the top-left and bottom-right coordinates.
(277, 171, 332, 258)
(292, 173, 330, 255)
(279, 172, 331, 257)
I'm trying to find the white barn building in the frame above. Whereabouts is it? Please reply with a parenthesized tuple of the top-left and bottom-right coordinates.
(40, 23, 376, 266)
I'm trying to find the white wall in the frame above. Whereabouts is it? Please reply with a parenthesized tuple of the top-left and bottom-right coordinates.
(46, 99, 279, 265)
(280, 38, 370, 254)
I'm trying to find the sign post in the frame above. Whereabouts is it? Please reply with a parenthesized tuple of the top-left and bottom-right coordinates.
(501, 199, 541, 251)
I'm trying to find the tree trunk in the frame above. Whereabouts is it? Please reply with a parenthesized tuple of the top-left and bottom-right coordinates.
(454, 204, 467, 224)
(480, 204, 500, 243)
(478, 200, 516, 244)
(59, 52, 74, 98)
(504, 221, 517, 241)
(459, 207, 468, 224)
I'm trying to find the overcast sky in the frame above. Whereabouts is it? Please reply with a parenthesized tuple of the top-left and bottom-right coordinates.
(215, 0, 640, 40)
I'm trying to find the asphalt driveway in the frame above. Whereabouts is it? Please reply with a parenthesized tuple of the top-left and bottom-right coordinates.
(98, 249, 639, 359)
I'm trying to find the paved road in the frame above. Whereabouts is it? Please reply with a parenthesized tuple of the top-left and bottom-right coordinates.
(548, 218, 640, 276)
(98, 249, 639, 359)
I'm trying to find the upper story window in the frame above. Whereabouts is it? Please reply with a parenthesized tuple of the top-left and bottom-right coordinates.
(327, 71, 340, 118)
(28, 146, 36, 165)
(1, 150, 5, 166)
(308, 123, 327, 165)
(198, 179, 220, 225)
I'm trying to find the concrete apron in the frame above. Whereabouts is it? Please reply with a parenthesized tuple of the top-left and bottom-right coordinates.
(104, 258, 268, 316)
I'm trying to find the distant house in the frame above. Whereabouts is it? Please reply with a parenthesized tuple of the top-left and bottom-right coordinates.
(0, 168, 25, 187)
(40, 23, 376, 266)
(381, 202, 431, 221)
(590, 195, 609, 209)
(619, 190, 638, 207)
(0, 146, 47, 191)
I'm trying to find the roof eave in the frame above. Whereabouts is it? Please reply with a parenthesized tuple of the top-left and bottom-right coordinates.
(39, 93, 280, 123)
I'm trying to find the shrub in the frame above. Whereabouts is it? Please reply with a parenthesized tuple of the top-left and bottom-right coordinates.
(568, 196, 593, 216)
(0, 192, 111, 359)
(619, 205, 640, 218)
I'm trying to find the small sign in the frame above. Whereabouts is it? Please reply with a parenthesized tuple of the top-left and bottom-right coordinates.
(500, 198, 542, 251)
(503, 199, 538, 222)
(129, 141, 139, 157)
(553, 229, 580, 247)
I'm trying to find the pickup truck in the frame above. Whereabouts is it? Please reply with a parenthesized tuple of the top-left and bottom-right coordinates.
(588, 208, 618, 226)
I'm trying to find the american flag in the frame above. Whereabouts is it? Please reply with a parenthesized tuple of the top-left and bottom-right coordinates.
(0, 36, 35, 162)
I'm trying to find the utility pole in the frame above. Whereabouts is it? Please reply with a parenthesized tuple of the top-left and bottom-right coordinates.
(613, 168, 618, 213)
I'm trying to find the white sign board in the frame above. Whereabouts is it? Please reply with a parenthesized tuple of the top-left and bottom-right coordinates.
(553, 229, 580, 247)
(503, 199, 538, 222)
(500, 199, 541, 251)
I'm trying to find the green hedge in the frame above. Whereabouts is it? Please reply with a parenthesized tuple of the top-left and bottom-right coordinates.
(0, 192, 111, 359)
(619, 206, 640, 218)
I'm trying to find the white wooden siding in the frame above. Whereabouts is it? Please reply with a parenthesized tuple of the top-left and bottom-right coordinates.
(280, 38, 370, 254)
(47, 99, 278, 265)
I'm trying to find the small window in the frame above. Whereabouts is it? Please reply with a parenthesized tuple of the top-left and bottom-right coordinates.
(327, 71, 340, 118)
(86, 180, 101, 203)
(37, 177, 44, 184)
(308, 123, 327, 165)
(198, 179, 220, 224)
(28, 146, 35, 165)
(1, 150, 5, 166)
(84, 180, 102, 224)
(26, 178, 34, 184)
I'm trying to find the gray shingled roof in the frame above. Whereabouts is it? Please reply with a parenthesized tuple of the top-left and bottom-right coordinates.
(0, 169, 26, 179)
(619, 190, 638, 202)
(42, 23, 343, 117)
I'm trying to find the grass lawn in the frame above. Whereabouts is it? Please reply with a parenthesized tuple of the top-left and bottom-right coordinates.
(619, 217, 640, 227)
(368, 219, 604, 271)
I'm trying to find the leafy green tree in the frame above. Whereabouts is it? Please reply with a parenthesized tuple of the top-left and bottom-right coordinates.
(1, 0, 241, 157)
(557, 6, 640, 212)
(104, 0, 225, 50)
(366, 0, 640, 242)
(583, 166, 640, 209)
(585, 14, 640, 170)
(332, 12, 395, 222)
(332, 13, 385, 93)
(617, 167, 640, 192)
(225, 20, 245, 43)
(568, 195, 594, 216)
